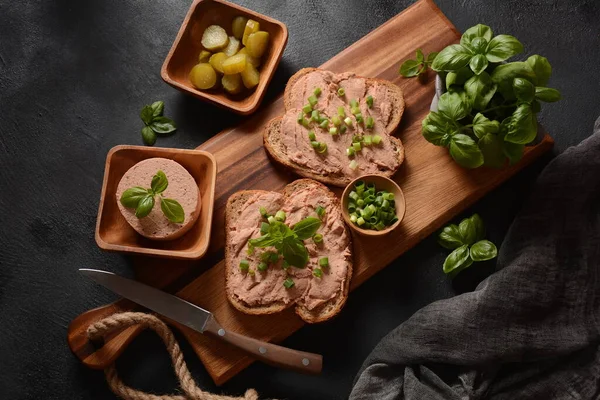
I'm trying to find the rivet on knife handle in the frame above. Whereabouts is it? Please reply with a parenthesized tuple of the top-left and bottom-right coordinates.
(204, 316, 323, 374)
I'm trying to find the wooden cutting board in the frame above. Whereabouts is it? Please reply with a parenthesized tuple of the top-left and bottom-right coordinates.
(68, 0, 554, 386)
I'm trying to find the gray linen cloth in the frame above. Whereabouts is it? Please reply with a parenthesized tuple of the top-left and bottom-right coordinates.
(350, 117, 600, 400)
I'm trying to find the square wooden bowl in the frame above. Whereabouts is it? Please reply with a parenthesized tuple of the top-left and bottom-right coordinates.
(95, 145, 217, 260)
(161, 0, 288, 115)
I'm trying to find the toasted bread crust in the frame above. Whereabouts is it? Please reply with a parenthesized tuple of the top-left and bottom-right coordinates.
(225, 179, 353, 323)
(266, 68, 406, 187)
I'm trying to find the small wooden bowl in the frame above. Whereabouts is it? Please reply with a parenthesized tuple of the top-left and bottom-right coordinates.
(341, 175, 406, 236)
(95, 145, 217, 260)
(161, 0, 288, 115)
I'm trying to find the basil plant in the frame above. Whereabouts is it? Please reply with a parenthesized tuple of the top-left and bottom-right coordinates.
(423, 24, 561, 168)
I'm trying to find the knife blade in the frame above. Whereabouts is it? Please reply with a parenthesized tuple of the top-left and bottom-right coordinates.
(80, 268, 322, 374)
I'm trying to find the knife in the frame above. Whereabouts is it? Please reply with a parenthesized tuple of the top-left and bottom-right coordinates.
(79, 268, 322, 374)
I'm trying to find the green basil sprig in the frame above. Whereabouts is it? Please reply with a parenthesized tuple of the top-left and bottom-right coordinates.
(439, 214, 497, 278)
(120, 170, 185, 223)
(417, 23, 561, 168)
(140, 101, 177, 146)
(249, 217, 321, 268)
(399, 49, 439, 78)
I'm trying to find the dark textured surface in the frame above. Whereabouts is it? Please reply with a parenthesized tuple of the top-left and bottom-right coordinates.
(0, 0, 598, 399)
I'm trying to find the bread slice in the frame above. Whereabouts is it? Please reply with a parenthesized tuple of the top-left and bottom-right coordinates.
(264, 68, 406, 187)
(225, 179, 353, 323)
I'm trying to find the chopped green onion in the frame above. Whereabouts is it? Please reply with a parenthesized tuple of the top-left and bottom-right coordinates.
(319, 257, 329, 268)
(308, 130, 316, 141)
(349, 191, 359, 201)
(366, 95, 374, 108)
(348, 204, 356, 213)
(349, 160, 358, 170)
(267, 216, 276, 224)
(248, 269, 255, 276)
(246, 246, 254, 256)
(283, 277, 295, 289)
(366, 116, 374, 129)
(357, 216, 365, 226)
(316, 205, 326, 218)
(363, 135, 372, 146)
(258, 262, 268, 271)
(337, 87, 345, 96)
(350, 99, 358, 108)
(355, 181, 365, 190)
(338, 106, 346, 117)
(329, 127, 338, 135)
(383, 192, 395, 201)
(313, 233, 323, 244)
(260, 251, 273, 262)
(357, 198, 364, 207)
(331, 116, 342, 126)
(340, 125, 347, 134)
(353, 142, 361, 152)
(346, 147, 355, 157)
(301, 118, 310, 128)
(282, 260, 290, 270)
(319, 119, 329, 129)
(311, 140, 320, 149)
(313, 267, 323, 278)
(239, 259, 249, 271)
(355, 113, 363, 124)
(390, 216, 399, 225)
(351, 106, 360, 115)
(260, 222, 270, 234)
(372, 135, 382, 145)
(350, 214, 358, 223)
(311, 110, 320, 122)
(297, 112, 303, 123)
(302, 104, 312, 114)
(317, 142, 327, 154)
(369, 215, 378, 224)
(308, 95, 318, 107)
(344, 117, 353, 126)
(259, 206, 267, 217)
(382, 199, 390, 209)
(314, 87, 322, 97)
(353, 135, 362, 143)
(275, 210, 286, 222)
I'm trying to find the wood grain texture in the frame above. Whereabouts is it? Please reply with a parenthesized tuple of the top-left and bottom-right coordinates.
(68, 0, 554, 386)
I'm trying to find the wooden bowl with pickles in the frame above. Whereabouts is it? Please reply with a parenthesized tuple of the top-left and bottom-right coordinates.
(161, 0, 288, 115)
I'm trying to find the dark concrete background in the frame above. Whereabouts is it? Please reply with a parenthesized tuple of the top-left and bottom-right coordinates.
(0, 0, 599, 399)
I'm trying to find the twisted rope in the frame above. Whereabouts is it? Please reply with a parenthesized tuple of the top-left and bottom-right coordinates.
(87, 312, 260, 400)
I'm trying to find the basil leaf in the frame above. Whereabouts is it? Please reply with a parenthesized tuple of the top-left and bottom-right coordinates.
(135, 194, 155, 218)
(504, 104, 537, 144)
(470, 214, 486, 242)
(248, 234, 279, 248)
(141, 126, 157, 146)
(160, 198, 185, 223)
(400, 59, 420, 77)
(464, 72, 497, 110)
(438, 224, 464, 250)
(151, 170, 168, 194)
(449, 134, 484, 169)
(426, 52, 439, 64)
(443, 244, 473, 275)
(120, 186, 149, 208)
(438, 91, 470, 121)
(150, 117, 177, 134)
(470, 240, 498, 261)
(416, 49, 424, 63)
(281, 236, 309, 268)
(485, 34, 523, 63)
(150, 101, 164, 118)
(473, 113, 500, 139)
(446, 66, 474, 90)
(502, 140, 525, 165)
(490, 62, 536, 101)
(293, 217, 321, 240)
(526, 55, 552, 86)
(431, 44, 473, 72)
(460, 24, 493, 48)
(535, 87, 561, 103)
(422, 111, 453, 146)
(269, 221, 294, 241)
(513, 78, 535, 103)
(478, 133, 505, 168)
(458, 217, 477, 245)
(469, 54, 488, 75)
(140, 106, 154, 125)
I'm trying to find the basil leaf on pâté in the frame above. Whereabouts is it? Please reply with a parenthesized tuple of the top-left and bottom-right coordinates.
(140, 106, 154, 125)
(281, 236, 309, 268)
(151, 170, 168, 194)
(293, 217, 321, 240)
(470, 240, 498, 261)
(120, 186, 150, 208)
(150, 101, 164, 118)
(150, 116, 177, 134)
(135, 194, 155, 218)
(160, 198, 184, 223)
(141, 126, 157, 146)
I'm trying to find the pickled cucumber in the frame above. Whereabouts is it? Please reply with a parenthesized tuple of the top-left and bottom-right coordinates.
(242, 19, 260, 46)
(241, 61, 260, 89)
(189, 63, 217, 90)
(237, 47, 260, 68)
(222, 53, 247, 75)
(231, 16, 248, 40)
(201, 25, 229, 51)
(222, 73, 243, 94)
(246, 31, 269, 58)
(198, 50, 211, 63)
(223, 36, 241, 57)
(209, 52, 227, 74)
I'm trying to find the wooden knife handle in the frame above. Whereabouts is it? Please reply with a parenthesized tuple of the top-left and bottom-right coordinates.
(204, 316, 322, 374)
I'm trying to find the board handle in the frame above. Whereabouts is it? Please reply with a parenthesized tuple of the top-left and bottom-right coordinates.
(204, 316, 322, 374)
